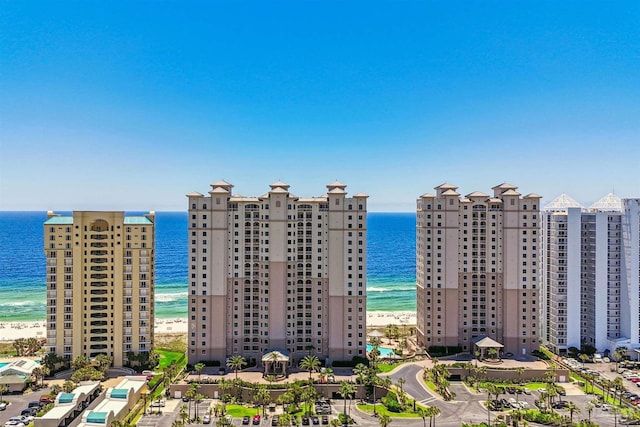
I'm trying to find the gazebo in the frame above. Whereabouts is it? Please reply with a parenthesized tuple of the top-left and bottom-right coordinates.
(262, 350, 289, 377)
(472, 336, 504, 360)
(368, 330, 384, 342)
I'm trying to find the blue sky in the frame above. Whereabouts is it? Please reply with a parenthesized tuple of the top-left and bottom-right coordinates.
(1, 1, 638, 211)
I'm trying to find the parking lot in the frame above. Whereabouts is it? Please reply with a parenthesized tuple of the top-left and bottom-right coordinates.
(0, 388, 50, 427)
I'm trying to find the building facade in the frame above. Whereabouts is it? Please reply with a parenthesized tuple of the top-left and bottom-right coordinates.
(542, 194, 640, 355)
(416, 183, 541, 355)
(44, 211, 155, 367)
(186, 180, 367, 365)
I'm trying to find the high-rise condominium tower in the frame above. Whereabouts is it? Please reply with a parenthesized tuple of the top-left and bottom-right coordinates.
(541, 194, 640, 355)
(416, 183, 542, 355)
(44, 211, 155, 367)
(186, 180, 367, 365)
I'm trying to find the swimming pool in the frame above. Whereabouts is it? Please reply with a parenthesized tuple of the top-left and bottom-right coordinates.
(366, 344, 396, 357)
(0, 362, 8, 369)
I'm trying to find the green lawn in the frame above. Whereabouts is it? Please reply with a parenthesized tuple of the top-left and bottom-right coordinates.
(156, 349, 185, 371)
(357, 403, 427, 418)
(523, 382, 550, 390)
(225, 404, 261, 418)
(424, 380, 437, 392)
(377, 363, 400, 373)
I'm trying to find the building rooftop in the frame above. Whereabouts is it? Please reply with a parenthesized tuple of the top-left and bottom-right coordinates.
(588, 193, 622, 212)
(44, 216, 73, 225)
(544, 193, 584, 211)
(123, 217, 153, 225)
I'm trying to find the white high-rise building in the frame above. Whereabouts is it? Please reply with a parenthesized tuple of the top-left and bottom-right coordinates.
(542, 194, 640, 355)
(186, 180, 368, 366)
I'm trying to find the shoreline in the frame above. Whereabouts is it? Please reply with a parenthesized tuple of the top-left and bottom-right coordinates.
(0, 311, 416, 343)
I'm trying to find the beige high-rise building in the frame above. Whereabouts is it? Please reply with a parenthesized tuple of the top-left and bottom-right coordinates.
(416, 183, 542, 356)
(44, 211, 155, 367)
(186, 180, 368, 366)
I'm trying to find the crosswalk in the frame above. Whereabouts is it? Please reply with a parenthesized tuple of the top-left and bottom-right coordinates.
(418, 396, 437, 405)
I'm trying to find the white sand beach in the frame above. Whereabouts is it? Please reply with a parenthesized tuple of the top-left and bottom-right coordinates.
(0, 312, 416, 343)
(0, 318, 189, 343)
(366, 310, 416, 327)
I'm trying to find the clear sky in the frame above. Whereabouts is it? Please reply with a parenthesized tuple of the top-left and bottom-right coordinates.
(1, 1, 638, 212)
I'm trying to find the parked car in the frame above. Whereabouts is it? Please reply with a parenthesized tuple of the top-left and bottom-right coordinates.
(311, 417, 319, 425)
(252, 414, 261, 425)
(39, 396, 55, 404)
(28, 401, 43, 409)
(321, 415, 328, 425)
(4, 422, 25, 427)
(21, 409, 37, 418)
(271, 415, 279, 426)
(202, 415, 211, 424)
(0, 402, 7, 411)
(242, 415, 250, 425)
(150, 399, 166, 407)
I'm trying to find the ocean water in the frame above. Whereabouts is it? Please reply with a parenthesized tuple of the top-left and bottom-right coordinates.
(0, 212, 416, 321)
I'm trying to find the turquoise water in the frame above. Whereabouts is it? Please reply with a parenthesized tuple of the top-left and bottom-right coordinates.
(366, 344, 396, 357)
(0, 212, 416, 321)
(0, 362, 8, 368)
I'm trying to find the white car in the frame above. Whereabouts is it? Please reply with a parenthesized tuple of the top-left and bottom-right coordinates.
(0, 402, 7, 410)
(151, 399, 166, 407)
(5, 422, 25, 427)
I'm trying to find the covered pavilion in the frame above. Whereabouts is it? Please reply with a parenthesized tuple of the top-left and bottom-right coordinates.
(262, 350, 289, 377)
(473, 336, 504, 360)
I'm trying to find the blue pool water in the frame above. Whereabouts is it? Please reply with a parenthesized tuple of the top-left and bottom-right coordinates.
(366, 344, 396, 357)
(0, 362, 8, 368)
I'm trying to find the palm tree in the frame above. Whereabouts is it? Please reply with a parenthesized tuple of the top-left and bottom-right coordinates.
(613, 348, 628, 371)
(226, 355, 247, 380)
(378, 414, 392, 427)
(254, 385, 270, 417)
(585, 401, 595, 421)
(63, 380, 75, 393)
(515, 366, 525, 384)
(299, 355, 321, 381)
(428, 406, 440, 427)
(565, 401, 580, 424)
(613, 376, 625, 405)
(32, 366, 45, 388)
(301, 386, 317, 416)
(267, 352, 281, 377)
(416, 406, 428, 427)
(487, 347, 498, 360)
(353, 363, 368, 384)
(179, 404, 189, 425)
(0, 384, 7, 403)
(339, 381, 356, 420)
(579, 353, 590, 369)
(194, 362, 205, 382)
(611, 406, 621, 427)
(95, 354, 112, 373)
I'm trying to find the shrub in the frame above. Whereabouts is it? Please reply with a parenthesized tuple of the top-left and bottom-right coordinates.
(381, 391, 402, 412)
(332, 356, 369, 368)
